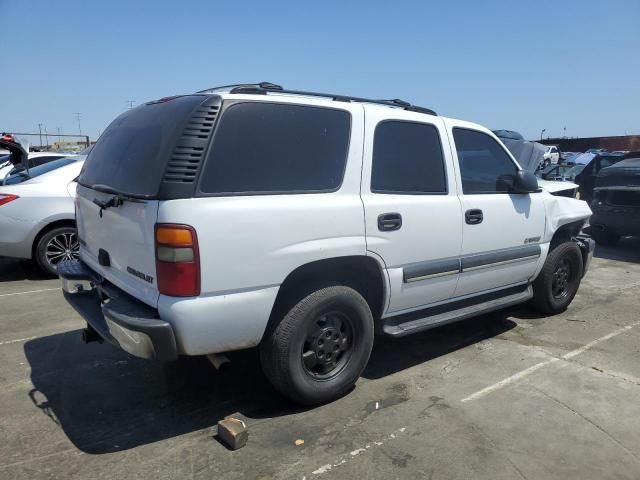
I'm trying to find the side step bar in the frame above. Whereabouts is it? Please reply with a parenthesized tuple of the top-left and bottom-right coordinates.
(382, 285, 533, 337)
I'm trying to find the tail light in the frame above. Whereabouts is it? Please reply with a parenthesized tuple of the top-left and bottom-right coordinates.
(155, 224, 200, 296)
(0, 194, 18, 207)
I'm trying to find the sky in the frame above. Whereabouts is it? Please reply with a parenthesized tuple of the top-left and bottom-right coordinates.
(1, 0, 638, 143)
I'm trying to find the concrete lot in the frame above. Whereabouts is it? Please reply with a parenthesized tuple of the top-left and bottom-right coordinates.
(1, 239, 640, 480)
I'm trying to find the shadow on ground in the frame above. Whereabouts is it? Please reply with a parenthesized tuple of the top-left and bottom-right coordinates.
(593, 236, 640, 263)
(0, 257, 50, 281)
(24, 313, 516, 454)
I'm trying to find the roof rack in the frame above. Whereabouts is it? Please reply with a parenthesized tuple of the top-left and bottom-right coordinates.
(196, 82, 437, 116)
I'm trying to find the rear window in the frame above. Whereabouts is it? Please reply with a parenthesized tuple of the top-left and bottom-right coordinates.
(79, 95, 206, 196)
(198, 102, 351, 194)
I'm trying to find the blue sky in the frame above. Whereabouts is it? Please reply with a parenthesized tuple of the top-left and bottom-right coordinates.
(1, 0, 638, 143)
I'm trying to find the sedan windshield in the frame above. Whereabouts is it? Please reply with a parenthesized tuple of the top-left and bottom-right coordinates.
(3, 157, 77, 185)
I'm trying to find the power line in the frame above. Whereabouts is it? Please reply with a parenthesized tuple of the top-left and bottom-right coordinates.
(127, 100, 136, 109)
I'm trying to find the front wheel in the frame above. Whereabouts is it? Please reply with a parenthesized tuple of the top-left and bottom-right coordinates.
(35, 226, 79, 276)
(260, 286, 374, 406)
(532, 241, 583, 315)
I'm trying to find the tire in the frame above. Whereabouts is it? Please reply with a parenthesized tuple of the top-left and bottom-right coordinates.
(590, 229, 620, 246)
(260, 286, 374, 406)
(35, 226, 79, 276)
(532, 241, 583, 315)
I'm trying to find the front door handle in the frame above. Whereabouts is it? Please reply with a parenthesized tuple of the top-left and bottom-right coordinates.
(465, 209, 483, 225)
(378, 213, 402, 231)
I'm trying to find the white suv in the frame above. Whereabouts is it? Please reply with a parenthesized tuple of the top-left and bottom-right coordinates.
(543, 145, 560, 166)
(59, 83, 594, 405)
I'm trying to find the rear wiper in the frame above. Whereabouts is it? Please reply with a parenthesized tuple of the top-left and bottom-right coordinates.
(86, 183, 151, 201)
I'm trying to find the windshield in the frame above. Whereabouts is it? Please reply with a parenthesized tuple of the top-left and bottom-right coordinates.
(3, 157, 77, 185)
(562, 165, 585, 179)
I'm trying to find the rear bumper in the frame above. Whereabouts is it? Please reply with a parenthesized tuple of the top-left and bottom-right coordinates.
(58, 260, 178, 361)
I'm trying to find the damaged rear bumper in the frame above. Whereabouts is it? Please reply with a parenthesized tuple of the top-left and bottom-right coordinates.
(58, 260, 178, 361)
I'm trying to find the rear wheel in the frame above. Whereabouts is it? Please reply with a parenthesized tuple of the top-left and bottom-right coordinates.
(260, 286, 374, 405)
(532, 241, 583, 315)
(590, 229, 620, 246)
(35, 226, 79, 276)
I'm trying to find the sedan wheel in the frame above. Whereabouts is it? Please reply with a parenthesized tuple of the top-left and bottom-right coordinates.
(35, 226, 79, 276)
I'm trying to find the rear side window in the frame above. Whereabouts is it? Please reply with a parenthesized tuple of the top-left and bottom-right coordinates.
(453, 128, 518, 194)
(199, 102, 351, 194)
(371, 121, 446, 194)
(79, 95, 207, 196)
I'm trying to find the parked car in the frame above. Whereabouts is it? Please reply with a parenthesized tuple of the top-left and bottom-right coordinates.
(590, 157, 640, 245)
(586, 148, 608, 155)
(609, 150, 628, 156)
(0, 154, 85, 275)
(58, 83, 594, 406)
(542, 145, 560, 166)
(536, 164, 575, 181)
(574, 152, 640, 203)
(0, 151, 74, 181)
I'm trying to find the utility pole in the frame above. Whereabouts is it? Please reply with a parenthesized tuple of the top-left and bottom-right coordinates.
(540, 128, 546, 141)
(38, 123, 43, 148)
(57, 127, 61, 143)
(44, 127, 49, 150)
(75, 113, 82, 136)
(127, 100, 136, 110)
(563, 126, 566, 138)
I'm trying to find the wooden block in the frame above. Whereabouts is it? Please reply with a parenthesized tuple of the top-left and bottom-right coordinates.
(217, 417, 248, 450)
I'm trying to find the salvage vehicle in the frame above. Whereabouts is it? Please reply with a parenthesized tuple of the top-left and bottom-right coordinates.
(574, 152, 640, 203)
(0, 135, 86, 275)
(590, 157, 640, 245)
(58, 83, 594, 405)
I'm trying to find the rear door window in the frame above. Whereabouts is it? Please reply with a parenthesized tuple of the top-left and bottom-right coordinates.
(198, 102, 351, 194)
(453, 128, 518, 194)
(371, 120, 447, 194)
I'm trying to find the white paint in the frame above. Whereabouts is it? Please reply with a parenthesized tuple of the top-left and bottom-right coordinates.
(461, 321, 640, 402)
(0, 288, 59, 298)
(310, 426, 407, 476)
(0, 335, 38, 346)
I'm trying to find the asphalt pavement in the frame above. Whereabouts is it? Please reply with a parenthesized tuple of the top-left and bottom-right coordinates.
(1, 238, 640, 479)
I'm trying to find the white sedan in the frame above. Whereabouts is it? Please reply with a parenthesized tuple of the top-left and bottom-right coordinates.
(0, 158, 84, 275)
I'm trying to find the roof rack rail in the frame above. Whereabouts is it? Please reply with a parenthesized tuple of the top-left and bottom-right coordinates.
(196, 82, 283, 94)
(197, 82, 437, 116)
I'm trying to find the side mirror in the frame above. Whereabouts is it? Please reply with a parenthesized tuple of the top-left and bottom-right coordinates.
(512, 170, 539, 193)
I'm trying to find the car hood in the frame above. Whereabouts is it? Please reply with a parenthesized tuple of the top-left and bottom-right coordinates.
(537, 178, 578, 193)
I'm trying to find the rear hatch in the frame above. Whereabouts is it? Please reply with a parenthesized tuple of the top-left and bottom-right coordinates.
(75, 94, 221, 307)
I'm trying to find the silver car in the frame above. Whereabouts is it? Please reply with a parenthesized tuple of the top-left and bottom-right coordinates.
(0, 158, 84, 275)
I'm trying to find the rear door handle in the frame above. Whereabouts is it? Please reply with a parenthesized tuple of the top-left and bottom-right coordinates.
(378, 213, 402, 231)
(465, 209, 483, 225)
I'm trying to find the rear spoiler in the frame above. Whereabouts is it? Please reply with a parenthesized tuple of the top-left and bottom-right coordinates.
(0, 134, 29, 170)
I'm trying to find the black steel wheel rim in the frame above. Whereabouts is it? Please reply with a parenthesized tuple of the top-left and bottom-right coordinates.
(301, 311, 354, 380)
(45, 232, 79, 267)
(552, 257, 573, 299)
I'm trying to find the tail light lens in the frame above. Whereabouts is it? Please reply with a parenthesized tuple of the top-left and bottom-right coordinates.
(0, 194, 18, 207)
(155, 224, 200, 296)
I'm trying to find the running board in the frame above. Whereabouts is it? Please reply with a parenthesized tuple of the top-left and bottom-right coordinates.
(382, 285, 533, 337)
